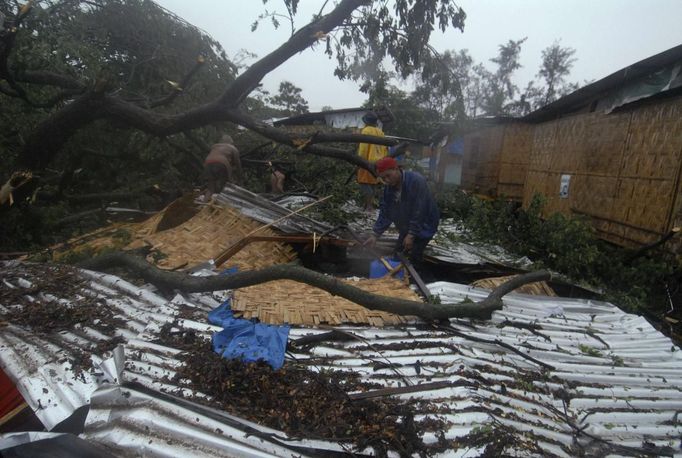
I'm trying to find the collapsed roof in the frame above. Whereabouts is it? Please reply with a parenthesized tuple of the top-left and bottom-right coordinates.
(2, 189, 681, 456)
(1, 260, 681, 456)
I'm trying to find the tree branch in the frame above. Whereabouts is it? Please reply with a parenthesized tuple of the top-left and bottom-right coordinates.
(18, 70, 86, 91)
(223, 108, 376, 169)
(148, 56, 206, 109)
(18, 89, 106, 169)
(219, 0, 369, 106)
(78, 251, 551, 321)
(94, 98, 383, 170)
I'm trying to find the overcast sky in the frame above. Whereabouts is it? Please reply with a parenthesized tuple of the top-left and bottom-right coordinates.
(155, 0, 682, 111)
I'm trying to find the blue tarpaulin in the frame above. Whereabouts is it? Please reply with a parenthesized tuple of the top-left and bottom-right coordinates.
(208, 300, 290, 370)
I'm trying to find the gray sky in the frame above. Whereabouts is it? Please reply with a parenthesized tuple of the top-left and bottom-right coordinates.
(155, 0, 682, 111)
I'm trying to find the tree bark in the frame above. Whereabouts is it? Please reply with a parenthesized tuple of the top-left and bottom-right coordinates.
(18, 90, 106, 170)
(78, 251, 552, 320)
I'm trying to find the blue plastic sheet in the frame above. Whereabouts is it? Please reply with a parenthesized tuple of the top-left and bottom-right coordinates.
(208, 300, 290, 370)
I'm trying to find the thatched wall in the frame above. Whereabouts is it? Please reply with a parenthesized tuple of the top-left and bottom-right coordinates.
(461, 125, 504, 197)
(461, 123, 533, 200)
(523, 95, 682, 248)
(498, 123, 534, 200)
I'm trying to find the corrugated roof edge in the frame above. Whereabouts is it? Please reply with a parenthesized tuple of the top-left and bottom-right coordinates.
(524, 43, 682, 122)
(273, 106, 395, 126)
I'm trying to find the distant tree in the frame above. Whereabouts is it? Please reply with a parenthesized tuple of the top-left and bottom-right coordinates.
(459, 63, 488, 118)
(509, 41, 579, 114)
(537, 41, 577, 106)
(506, 80, 543, 116)
(362, 68, 395, 109)
(375, 85, 439, 141)
(320, 105, 334, 112)
(268, 80, 309, 116)
(412, 49, 470, 121)
(438, 38, 579, 117)
(483, 38, 527, 115)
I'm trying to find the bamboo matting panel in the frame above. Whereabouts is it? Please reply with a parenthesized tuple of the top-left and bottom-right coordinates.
(461, 126, 505, 197)
(498, 123, 533, 200)
(500, 123, 534, 164)
(128, 204, 296, 270)
(627, 98, 682, 239)
(578, 111, 631, 174)
(53, 198, 296, 270)
(231, 277, 420, 326)
(471, 275, 556, 297)
(51, 222, 140, 260)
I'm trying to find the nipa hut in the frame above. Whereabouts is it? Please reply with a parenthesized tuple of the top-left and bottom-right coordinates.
(522, 44, 682, 249)
(458, 44, 682, 250)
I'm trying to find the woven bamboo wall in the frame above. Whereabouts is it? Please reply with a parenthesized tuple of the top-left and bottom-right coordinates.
(461, 126, 505, 197)
(523, 95, 682, 248)
(461, 123, 532, 200)
(498, 123, 534, 200)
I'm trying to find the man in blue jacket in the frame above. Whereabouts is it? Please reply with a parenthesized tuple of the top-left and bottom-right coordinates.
(364, 156, 440, 266)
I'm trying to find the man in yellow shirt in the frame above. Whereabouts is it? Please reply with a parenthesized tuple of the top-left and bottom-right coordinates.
(357, 111, 388, 212)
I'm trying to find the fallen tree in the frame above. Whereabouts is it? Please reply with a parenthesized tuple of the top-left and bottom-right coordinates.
(2, 0, 465, 171)
(79, 251, 551, 320)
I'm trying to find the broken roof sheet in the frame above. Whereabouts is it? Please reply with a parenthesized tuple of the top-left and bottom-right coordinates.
(213, 184, 334, 235)
(428, 220, 533, 268)
(1, 261, 682, 456)
(524, 43, 682, 121)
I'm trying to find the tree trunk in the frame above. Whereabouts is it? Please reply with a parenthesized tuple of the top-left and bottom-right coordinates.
(78, 251, 552, 321)
(19, 91, 105, 170)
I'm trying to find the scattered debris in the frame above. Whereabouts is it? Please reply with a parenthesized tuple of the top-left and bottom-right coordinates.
(0, 263, 125, 335)
(162, 328, 452, 456)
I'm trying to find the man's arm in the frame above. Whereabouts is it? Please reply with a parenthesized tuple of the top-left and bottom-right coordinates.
(372, 191, 392, 236)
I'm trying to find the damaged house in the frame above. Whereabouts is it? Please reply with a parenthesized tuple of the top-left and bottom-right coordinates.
(459, 44, 682, 250)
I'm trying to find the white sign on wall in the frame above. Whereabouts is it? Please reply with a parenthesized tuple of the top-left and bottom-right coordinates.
(559, 174, 571, 199)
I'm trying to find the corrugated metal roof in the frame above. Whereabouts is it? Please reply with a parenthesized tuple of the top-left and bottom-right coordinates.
(1, 261, 682, 456)
(212, 185, 334, 235)
(524, 44, 682, 122)
(272, 106, 395, 127)
(428, 221, 532, 268)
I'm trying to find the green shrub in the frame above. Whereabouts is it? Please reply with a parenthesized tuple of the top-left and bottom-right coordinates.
(437, 190, 679, 313)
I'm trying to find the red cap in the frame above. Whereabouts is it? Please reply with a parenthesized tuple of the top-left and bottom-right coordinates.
(375, 156, 398, 173)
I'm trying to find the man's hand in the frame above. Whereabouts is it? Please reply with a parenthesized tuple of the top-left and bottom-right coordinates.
(402, 234, 415, 252)
(363, 233, 377, 248)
